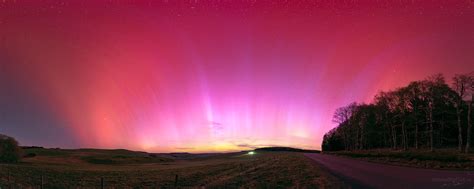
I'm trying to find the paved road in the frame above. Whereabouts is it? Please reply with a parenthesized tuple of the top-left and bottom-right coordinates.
(305, 153, 474, 189)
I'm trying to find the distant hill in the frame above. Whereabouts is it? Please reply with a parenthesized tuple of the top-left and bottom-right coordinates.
(255, 147, 320, 153)
(21, 146, 44, 149)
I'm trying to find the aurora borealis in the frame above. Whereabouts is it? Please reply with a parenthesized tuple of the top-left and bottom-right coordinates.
(0, 1, 473, 152)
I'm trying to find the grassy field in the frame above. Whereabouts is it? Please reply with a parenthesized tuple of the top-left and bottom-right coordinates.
(326, 149, 474, 170)
(0, 148, 345, 188)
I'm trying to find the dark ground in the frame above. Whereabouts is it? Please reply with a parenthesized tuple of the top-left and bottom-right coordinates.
(0, 147, 346, 188)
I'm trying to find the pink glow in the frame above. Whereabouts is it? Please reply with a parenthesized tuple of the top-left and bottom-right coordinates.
(0, 1, 472, 152)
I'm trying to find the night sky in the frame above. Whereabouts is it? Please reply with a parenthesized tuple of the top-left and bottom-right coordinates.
(0, 0, 473, 152)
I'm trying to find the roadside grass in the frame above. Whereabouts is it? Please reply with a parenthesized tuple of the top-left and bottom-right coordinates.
(326, 149, 474, 170)
(0, 149, 347, 188)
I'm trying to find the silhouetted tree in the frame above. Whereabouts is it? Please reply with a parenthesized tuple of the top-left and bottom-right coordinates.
(0, 134, 21, 163)
(463, 72, 474, 153)
(322, 72, 472, 153)
(322, 128, 344, 151)
(405, 81, 423, 149)
(465, 94, 473, 153)
(419, 74, 453, 151)
(332, 102, 357, 150)
(374, 91, 397, 149)
(452, 73, 471, 151)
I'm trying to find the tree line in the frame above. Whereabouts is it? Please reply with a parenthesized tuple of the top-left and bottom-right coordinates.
(322, 72, 474, 153)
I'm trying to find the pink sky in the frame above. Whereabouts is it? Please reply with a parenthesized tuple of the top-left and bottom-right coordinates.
(0, 0, 472, 152)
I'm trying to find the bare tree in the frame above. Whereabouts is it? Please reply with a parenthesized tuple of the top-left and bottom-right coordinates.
(421, 74, 445, 152)
(452, 73, 471, 152)
(375, 91, 398, 149)
(332, 102, 357, 124)
(332, 102, 357, 150)
(466, 94, 473, 153)
(394, 89, 410, 151)
(397, 82, 424, 150)
(406, 82, 423, 149)
(464, 72, 474, 153)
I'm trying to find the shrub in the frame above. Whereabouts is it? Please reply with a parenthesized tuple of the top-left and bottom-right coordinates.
(24, 153, 37, 158)
(0, 134, 22, 163)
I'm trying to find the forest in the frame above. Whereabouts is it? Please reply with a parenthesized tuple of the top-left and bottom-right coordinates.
(322, 72, 474, 153)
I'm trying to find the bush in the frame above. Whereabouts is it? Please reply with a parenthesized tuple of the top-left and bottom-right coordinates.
(23, 153, 37, 158)
(0, 134, 22, 163)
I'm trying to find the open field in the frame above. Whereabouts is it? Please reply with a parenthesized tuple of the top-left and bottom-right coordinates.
(0, 148, 345, 188)
(325, 149, 474, 170)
